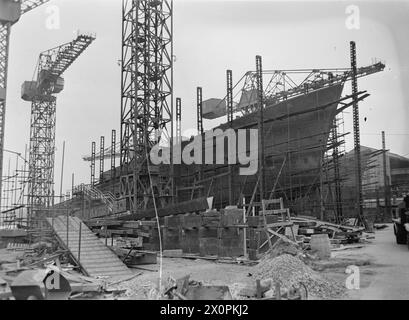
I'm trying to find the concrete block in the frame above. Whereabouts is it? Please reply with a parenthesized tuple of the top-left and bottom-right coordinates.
(248, 249, 258, 261)
(265, 215, 280, 224)
(248, 229, 268, 251)
(218, 227, 242, 239)
(247, 215, 279, 227)
(218, 246, 244, 258)
(220, 213, 243, 227)
(129, 252, 157, 265)
(180, 214, 202, 229)
(164, 215, 181, 229)
(181, 229, 200, 254)
(202, 217, 220, 227)
(223, 208, 244, 216)
(163, 228, 181, 250)
(199, 238, 219, 256)
(247, 216, 263, 227)
(143, 243, 160, 251)
(162, 249, 183, 257)
(220, 236, 243, 249)
(199, 227, 218, 238)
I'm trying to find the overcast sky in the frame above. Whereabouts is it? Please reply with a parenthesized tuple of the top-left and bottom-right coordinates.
(4, 0, 409, 200)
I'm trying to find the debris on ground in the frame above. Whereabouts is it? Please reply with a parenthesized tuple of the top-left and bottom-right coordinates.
(331, 244, 365, 251)
(292, 216, 367, 247)
(108, 276, 155, 299)
(374, 224, 388, 230)
(0, 211, 375, 301)
(261, 239, 320, 265)
(253, 254, 345, 299)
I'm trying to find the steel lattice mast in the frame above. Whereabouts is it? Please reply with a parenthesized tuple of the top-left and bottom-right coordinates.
(350, 41, 365, 226)
(0, 0, 50, 215)
(331, 119, 343, 223)
(120, 0, 173, 214)
(22, 34, 95, 228)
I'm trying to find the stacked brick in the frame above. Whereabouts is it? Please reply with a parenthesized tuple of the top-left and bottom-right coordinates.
(139, 208, 246, 258)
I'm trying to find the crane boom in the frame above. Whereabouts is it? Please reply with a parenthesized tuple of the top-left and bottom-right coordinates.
(38, 34, 96, 82)
(23, 34, 96, 99)
(83, 147, 121, 162)
(261, 62, 385, 106)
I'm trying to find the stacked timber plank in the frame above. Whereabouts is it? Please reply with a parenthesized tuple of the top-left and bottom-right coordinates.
(86, 208, 246, 259)
(47, 216, 132, 278)
(143, 209, 245, 257)
(193, 209, 244, 257)
(82, 210, 368, 262)
(291, 216, 365, 246)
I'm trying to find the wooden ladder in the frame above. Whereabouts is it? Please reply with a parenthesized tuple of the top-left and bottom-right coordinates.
(261, 198, 297, 251)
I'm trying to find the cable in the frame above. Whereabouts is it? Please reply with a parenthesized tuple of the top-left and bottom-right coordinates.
(361, 133, 409, 136)
(145, 144, 163, 296)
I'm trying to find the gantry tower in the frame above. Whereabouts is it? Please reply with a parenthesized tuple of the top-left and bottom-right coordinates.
(120, 0, 173, 214)
(22, 34, 95, 227)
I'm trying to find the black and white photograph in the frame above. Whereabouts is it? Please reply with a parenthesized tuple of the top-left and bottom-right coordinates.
(0, 0, 408, 306)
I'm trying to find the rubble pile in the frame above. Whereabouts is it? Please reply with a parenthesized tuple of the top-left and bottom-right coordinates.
(264, 241, 305, 259)
(253, 254, 345, 299)
(111, 277, 155, 299)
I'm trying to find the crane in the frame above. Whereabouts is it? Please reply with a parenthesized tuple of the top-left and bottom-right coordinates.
(233, 61, 386, 116)
(0, 0, 51, 211)
(82, 141, 121, 162)
(21, 33, 95, 228)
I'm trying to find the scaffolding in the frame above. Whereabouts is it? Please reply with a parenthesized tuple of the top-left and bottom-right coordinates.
(0, 148, 30, 229)
(99, 136, 105, 182)
(350, 41, 365, 226)
(90, 141, 96, 186)
(0, 0, 50, 213)
(171, 46, 383, 218)
(120, 0, 174, 214)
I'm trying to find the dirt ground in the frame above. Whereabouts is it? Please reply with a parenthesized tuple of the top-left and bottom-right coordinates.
(2, 224, 407, 300)
(119, 224, 409, 300)
(117, 258, 255, 299)
(342, 224, 409, 300)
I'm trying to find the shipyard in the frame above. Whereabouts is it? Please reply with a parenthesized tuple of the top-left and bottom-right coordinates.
(0, 0, 409, 304)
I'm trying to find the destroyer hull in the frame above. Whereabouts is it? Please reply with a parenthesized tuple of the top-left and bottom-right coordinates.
(175, 84, 345, 209)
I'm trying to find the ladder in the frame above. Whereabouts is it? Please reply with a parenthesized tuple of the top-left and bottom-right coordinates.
(261, 198, 297, 251)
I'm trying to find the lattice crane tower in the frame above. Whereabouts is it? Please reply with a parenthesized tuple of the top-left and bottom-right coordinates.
(21, 34, 95, 227)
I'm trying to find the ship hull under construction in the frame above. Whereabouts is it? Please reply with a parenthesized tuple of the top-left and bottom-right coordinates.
(175, 84, 345, 214)
(69, 83, 345, 220)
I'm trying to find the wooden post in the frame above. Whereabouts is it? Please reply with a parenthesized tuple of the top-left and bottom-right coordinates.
(78, 221, 82, 263)
(243, 197, 247, 258)
(66, 209, 69, 248)
(59, 141, 66, 203)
